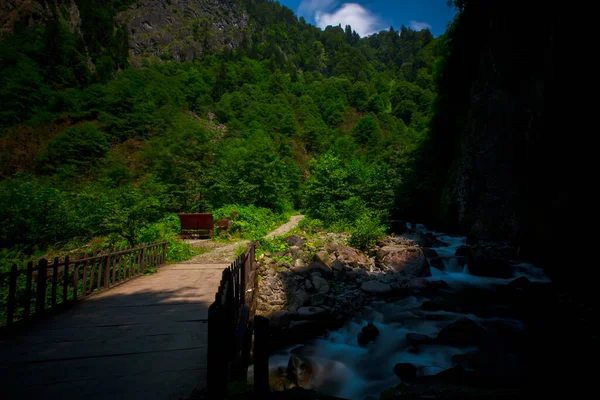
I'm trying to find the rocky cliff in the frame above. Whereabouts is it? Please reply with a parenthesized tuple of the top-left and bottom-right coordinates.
(425, 1, 574, 275)
(117, 0, 249, 61)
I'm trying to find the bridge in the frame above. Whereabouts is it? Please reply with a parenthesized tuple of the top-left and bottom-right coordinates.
(0, 216, 303, 399)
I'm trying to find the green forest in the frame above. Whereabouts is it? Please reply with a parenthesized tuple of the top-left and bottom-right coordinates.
(0, 0, 450, 266)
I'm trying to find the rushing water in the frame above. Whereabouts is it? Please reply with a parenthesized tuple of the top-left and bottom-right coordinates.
(268, 223, 551, 399)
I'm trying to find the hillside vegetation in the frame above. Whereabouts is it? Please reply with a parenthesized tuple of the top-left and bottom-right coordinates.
(0, 0, 448, 263)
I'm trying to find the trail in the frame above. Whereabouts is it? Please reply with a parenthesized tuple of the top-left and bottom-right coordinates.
(183, 215, 304, 264)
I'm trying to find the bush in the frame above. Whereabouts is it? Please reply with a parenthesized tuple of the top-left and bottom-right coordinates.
(212, 205, 291, 241)
(348, 213, 386, 250)
(136, 214, 196, 262)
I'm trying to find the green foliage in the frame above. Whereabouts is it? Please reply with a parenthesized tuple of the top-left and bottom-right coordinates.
(136, 215, 197, 262)
(348, 213, 387, 250)
(212, 205, 291, 241)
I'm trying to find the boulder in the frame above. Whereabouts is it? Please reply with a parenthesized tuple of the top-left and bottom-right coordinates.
(357, 322, 379, 346)
(377, 246, 430, 277)
(508, 276, 533, 291)
(270, 310, 296, 329)
(294, 258, 305, 268)
(315, 250, 332, 267)
(285, 235, 305, 247)
(310, 293, 326, 306)
(418, 232, 447, 247)
(311, 276, 330, 294)
(331, 259, 345, 271)
(423, 248, 439, 258)
(287, 353, 315, 388)
(469, 256, 511, 278)
(336, 246, 370, 268)
(291, 261, 333, 278)
(288, 290, 310, 312)
(394, 363, 418, 383)
(437, 318, 489, 347)
(406, 333, 433, 345)
(455, 245, 472, 258)
(304, 279, 314, 292)
(297, 306, 328, 320)
(361, 280, 392, 294)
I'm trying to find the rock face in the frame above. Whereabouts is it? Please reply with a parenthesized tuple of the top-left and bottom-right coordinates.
(335, 246, 370, 268)
(377, 246, 430, 276)
(117, 0, 249, 61)
(287, 353, 314, 388)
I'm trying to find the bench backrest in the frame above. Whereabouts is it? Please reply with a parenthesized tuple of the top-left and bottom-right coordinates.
(177, 213, 214, 230)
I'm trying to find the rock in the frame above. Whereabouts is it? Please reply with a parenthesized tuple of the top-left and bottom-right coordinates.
(508, 276, 533, 291)
(406, 333, 433, 345)
(310, 293, 326, 306)
(315, 250, 332, 267)
(346, 270, 358, 279)
(421, 300, 455, 312)
(469, 256, 511, 278)
(270, 310, 296, 329)
(294, 258, 305, 268)
(291, 261, 332, 278)
(377, 246, 430, 277)
(285, 235, 305, 247)
(264, 257, 276, 265)
(407, 278, 450, 295)
(304, 279, 314, 292)
(418, 232, 447, 247)
(437, 318, 489, 347)
(287, 353, 314, 388)
(331, 259, 345, 271)
(394, 363, 418, 383)
(435, 365, 469, 385)
(311, 276, 330, 294)
(297, 306, 328, 320)
(361, 280, 392, 294)
(289, 245, 301, 254)
(429, 256, 444, 270)
(336, 246, 370, 268)
(423, 248, 439, 258)
(288, 290, 310, 312)
(326, 243, 339, 253)
(455, 245, 472, 258)
(357, 322, 380, 346)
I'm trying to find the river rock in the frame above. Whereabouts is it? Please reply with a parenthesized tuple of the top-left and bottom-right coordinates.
(394, 363, 418, 383)
(455, 245, 472, 258)
(423, 248, 439, 258)
(377, 245, 430, 276)
(316, 250, 332, 267)
(285, 235, 305, 247)
(297, 306, 328, 319)
(270, 310, 296, 329)
(311, 276, 330, 294)
(310, 293, 326, 306)
(294, 258, 305, 268)
(287, 353, 314, 388)
(361, 280, 392, 294)
(406, 333, 433, 345)
(358, 322, 380, 346)
(292, 261, 332, 278)
(336, 246, 369, 268)
(437, 318, 489, 347)
(508, 276, 533, 291)
(288, 290, 310, 312)
(304, 279, 314, 292)
(418, 232, 447, 247)
(331, 259, 345, 271)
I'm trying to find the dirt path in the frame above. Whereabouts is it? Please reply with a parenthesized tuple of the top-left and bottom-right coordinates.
(183, 215, 304, 264)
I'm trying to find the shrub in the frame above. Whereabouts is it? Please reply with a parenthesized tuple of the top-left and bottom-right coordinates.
(348, 213, 386, 250)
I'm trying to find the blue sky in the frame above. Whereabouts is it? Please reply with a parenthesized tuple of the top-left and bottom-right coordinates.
(278, 0, 457, 37)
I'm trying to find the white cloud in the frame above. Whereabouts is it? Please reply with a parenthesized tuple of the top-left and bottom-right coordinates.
(315, 3, 384, 37)
(409, 20, 432, 31)
(298, 0, 339, 17)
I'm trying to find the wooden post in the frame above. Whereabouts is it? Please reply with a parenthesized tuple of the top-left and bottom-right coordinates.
(82, 255, 89, 295)
(73, 261, 79, 301)
(162, 241, 167, 265)
(240, 250, 247, 305)
(51, 257, 58, 307)
(62, 256, 69, 304)
(36, 258, 48, 316)
(207, 300, 227, 400)
(96, 254, 102, 292)
(6, 265, 18, 327)
(140, 246, 146, 272)
(24, 261, 33, 318)
(104, 252, 111, 289)
(254, 315, 270, 395)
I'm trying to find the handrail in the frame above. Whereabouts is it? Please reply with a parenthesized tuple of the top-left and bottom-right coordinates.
(0, 241, 168, 330)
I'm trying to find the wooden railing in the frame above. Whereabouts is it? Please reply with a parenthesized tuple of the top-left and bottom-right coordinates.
(0, 242, 167, 330)
(207, 243, 267, 399)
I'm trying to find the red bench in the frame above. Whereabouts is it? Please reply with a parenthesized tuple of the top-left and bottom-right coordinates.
(177, 213, 214, 238)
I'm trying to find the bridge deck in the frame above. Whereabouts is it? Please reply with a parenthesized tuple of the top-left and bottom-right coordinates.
(0, 262, 229, 400)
